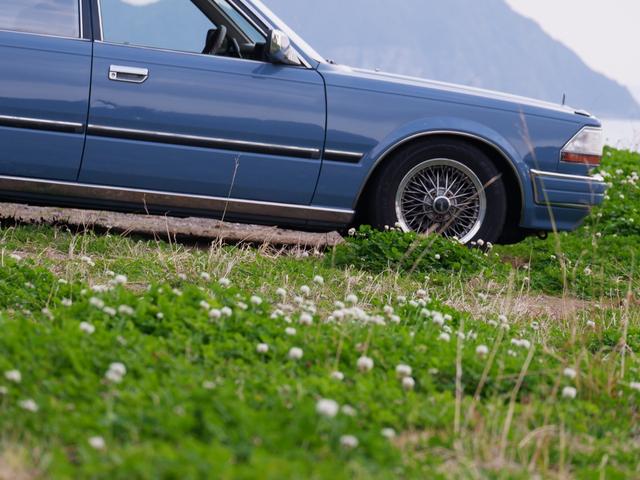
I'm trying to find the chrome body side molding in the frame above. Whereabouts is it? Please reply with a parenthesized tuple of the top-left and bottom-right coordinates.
(87, 125, 322, 160)
(324, 149, 364, 163)
(0, 114, 84, 134)
(0, 175, 354, 224)
(529, 168, 606, 209)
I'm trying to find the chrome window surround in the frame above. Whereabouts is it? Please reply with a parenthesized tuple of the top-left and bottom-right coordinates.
(530, 168, 606, 209)
(0, 175, 354, 225)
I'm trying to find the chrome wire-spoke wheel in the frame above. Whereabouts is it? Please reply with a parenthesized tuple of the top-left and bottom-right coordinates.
(394, 158, 487, 243)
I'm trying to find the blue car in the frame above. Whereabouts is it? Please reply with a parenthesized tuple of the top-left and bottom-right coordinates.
(0, 0, 607, 244)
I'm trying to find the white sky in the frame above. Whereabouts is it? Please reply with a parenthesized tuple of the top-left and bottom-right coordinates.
(505, 0, 640, 99)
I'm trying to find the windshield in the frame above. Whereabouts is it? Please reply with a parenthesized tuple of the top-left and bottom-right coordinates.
(245, 0, 325, 64)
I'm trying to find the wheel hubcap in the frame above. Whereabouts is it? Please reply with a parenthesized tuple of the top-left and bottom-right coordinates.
(394, 158, 487, 244)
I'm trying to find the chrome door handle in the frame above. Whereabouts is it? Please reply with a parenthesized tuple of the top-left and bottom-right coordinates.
(108, 65, 149, 84)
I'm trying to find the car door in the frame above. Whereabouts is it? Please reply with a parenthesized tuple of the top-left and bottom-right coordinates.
(79, 0, 326, 209)
(0, 0, 91, 181)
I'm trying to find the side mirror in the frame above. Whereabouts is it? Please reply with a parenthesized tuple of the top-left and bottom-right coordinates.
(266, 29, 301, 66)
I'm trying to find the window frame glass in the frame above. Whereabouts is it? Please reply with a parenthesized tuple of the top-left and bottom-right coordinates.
(0, 0, 82, 39)
(96, 0, 268, 59)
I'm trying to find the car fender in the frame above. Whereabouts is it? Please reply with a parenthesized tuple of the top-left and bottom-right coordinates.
(354, 116, 530, 209)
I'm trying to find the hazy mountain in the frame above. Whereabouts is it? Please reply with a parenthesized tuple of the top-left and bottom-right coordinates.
(267, 0, 640, 119)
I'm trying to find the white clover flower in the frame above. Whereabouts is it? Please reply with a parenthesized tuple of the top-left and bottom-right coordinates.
(438, 332, 451, 343)
(381, 428, 396, 439)
(299, 313, 313, 326)
(200, 272, 211, 281)
(432, 313, 445, 327)
(250, 296, 263, 306)
(330, 371, 344, 381)
(383, 305, 394, 316)
(285, 327, 297, 336)
(118, 305, 134, 316)
(80, 256, 95, 266)
(341, 405, 357, 417)
(113, 274, 128, 285)
(178, 273, 187, 281)
(199, 300, 210, 310)
(316, 398, 339, 418)
(41, 308, 54, 320)
(105, 363, 127, 383)
(357, 355, 374, 372)
(434, 254, 441, 260)
(395, 364, 412, 378)
(256, 343, 269, 354)
(511, 338, 531, 349)
(347, 228, 357, 236)
(276, 288, 287, 298)
(288, 347, 303, 360)
(586, 320, 596, 328)
(221, 307, 233, 317)
(416, 289, 427, 299)
(172, 288, 183, 296)
(390, 315, 401, 324)
(209, 309, 222, 320)
(89, 297, 105, 309)
(156, 312, 164, 320)
(18, 399, 38, 412)
(219, 278, 231, 287)
(88, 436, 106, 450)
(346, 294, 358, 305)
(79, 322, 95, 335)
(61, 298, 73, 307)
(630, 382, 640, 392)
(476, 345, 489, 357)
(300, 285, 311, 297)
(237, 302, 248, 311)
(103, 307, 116, 317)
(202, 380, 216, 390)
(563, 368, 577, 380)
(562, 386, 577, 399)
(402, 376, 416, 391)
(313, 275, 324, 285)
(340, 435, 359, 449)
(5, 370, 21, 383)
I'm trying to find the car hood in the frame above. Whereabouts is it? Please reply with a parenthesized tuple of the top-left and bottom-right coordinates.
(319, 64, 595, 123)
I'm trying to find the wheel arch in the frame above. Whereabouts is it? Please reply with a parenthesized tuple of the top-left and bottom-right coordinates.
(355, 131, 525, 235)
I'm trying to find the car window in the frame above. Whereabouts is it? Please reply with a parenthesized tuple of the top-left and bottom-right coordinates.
(0, 0, 80, 38)
(100, 0, 215, 54)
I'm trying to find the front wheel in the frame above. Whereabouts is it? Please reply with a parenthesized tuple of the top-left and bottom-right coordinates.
(368, 140, 507, 244)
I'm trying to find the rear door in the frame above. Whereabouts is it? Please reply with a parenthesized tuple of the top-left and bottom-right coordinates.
(79, 0, 326, 207)
(0, 0, 91, 181)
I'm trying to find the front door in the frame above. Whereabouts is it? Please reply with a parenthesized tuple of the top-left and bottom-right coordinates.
(79, 0, 326, 210)
(0, 0, 91, 181)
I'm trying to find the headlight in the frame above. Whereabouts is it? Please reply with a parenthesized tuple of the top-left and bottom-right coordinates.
(561, 126, 604, 166)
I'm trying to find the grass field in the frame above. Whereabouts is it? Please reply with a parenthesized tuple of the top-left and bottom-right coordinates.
(1, 148, 639, 479)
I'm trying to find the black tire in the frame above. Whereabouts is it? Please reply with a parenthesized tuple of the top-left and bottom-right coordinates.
(367, 139, 508, 244)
